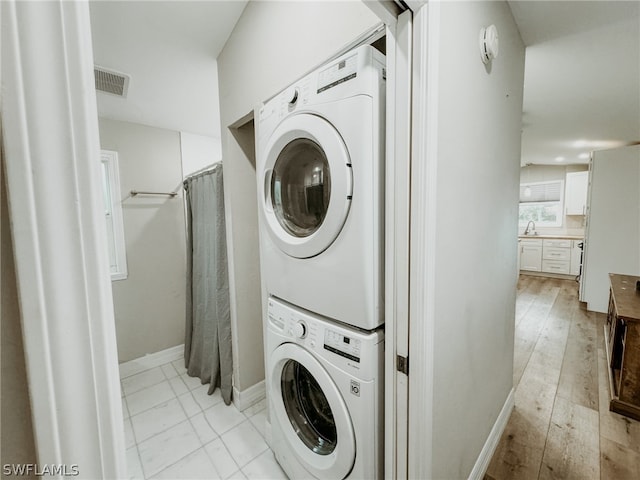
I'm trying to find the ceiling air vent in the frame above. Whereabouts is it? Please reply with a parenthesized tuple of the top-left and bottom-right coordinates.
(94, 66, 130, 97)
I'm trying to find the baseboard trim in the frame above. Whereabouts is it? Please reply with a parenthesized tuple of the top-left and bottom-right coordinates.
(468, 388, 515, 480)
(119, 344, 184, 379)
(233, 380, 266, 412)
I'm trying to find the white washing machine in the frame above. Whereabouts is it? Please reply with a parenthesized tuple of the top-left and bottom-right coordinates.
(256, 45, 386, 331)
(266, 297, 383, 479)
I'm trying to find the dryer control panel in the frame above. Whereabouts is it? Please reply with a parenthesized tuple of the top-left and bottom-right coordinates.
(257, 43, 385, 142)
(317, 52, 358, 94)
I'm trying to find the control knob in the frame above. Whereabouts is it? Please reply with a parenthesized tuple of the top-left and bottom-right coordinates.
(287, 87, 299, 106)
(292, 321, 307, 339)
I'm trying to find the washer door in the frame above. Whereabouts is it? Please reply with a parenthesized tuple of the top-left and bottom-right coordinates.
(261, 113, 352, 258)
(269, 343, 356, 479)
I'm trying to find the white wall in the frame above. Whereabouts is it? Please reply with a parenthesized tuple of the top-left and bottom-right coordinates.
(416, 2, 525, 478)
(583, 145, 640, 312)
(216, 1, 380, 393)
(99, 118, 187, 362)
(180, 132, 222, 178)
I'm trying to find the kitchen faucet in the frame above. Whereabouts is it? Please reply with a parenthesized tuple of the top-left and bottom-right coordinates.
(524, 220, 536, 235)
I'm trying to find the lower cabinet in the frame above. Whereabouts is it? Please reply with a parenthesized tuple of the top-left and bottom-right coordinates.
(542, 239, 571, 274)
(519, 238, 583, 276)
(519, 239, 542, 272)
(541, 259, 570, 274)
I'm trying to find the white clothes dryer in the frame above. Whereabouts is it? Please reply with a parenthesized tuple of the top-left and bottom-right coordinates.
(256, 45, 385, 331)
(266, 297, 384, 479)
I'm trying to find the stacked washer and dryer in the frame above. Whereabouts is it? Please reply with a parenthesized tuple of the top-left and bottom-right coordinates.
(256, 45, 386, 479)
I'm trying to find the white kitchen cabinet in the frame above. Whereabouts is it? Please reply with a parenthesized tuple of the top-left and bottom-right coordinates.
(520, 238, 542, 272)
(543, 247, 570, 261)
(520, 237, 584, 276)
(565, 171, 589, 215)
(542, 259, 571, 274)
(542, 239, 571, 273)
(542, 238, 572, 249)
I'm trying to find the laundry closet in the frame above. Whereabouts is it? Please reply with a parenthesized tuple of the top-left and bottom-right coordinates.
(256, 44, 386, 477)
(3, 1, 527, 478)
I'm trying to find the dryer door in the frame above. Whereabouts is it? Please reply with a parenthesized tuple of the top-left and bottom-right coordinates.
(269, 343, 356, 479)
(261, 113, 352, 258)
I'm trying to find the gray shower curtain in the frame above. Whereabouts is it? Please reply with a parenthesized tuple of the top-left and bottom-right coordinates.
(184, 164, 232, 405)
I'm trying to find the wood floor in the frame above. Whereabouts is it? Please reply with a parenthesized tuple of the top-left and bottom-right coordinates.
(485, 275, 640, 480)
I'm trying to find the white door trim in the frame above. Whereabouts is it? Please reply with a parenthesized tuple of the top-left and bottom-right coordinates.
(364, 2, 415, 479)
(383, 9, 413, 480)
(408, 2, 439, 479)
(2, 1, 125, 476)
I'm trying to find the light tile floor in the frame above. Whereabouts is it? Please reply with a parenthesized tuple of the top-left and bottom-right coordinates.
(121, 359, 287, 480)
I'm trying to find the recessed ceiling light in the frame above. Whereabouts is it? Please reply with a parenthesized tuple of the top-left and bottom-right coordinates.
(579, 153, 590, 160)
(555, 156, 565, 162)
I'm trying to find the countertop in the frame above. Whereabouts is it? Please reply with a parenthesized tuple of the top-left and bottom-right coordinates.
(609, 273, 640, 322)
(518, 234, 584, 240)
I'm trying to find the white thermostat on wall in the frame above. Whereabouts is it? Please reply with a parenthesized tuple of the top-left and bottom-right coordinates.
(480, 24, 499, 65)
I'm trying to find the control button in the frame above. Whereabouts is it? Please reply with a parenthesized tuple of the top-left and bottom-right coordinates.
(287, 87, 299, 106)
(292, 321, 307, 339)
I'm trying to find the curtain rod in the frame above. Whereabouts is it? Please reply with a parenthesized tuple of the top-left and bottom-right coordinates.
(184, 162, 222, 181)
(130, 190, 178, 198)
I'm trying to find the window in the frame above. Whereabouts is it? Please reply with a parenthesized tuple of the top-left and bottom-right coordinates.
(100, 150, 128, 280)
(519, 180, 564, 227)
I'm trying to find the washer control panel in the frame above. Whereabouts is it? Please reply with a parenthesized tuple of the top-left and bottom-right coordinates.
(324, 330, 361, 363)
(267, 296, 383, 380)
(268, 303, 316, 343)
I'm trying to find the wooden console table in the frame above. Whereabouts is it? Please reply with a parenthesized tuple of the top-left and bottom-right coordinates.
(604, 273, 640, 420)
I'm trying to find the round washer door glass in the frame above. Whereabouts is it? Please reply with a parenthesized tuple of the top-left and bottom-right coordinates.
(271, 139, 330, 238)
(281, 359, 336, 455)
(260, 113, 352, 259)
(269, 342, 355, 478)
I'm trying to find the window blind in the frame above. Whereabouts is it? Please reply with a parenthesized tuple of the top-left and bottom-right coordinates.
(520, 181, 562, 203)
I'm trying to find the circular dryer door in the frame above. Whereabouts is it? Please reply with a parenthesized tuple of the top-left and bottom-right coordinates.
(261, 113, 353, 258)
(269, 343, 356, 479)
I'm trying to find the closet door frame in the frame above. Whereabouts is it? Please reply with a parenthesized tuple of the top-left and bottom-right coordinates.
(2, 1, 125, 476)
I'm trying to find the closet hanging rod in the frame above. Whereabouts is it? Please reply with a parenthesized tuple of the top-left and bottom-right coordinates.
(130, 190, 178, 198)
